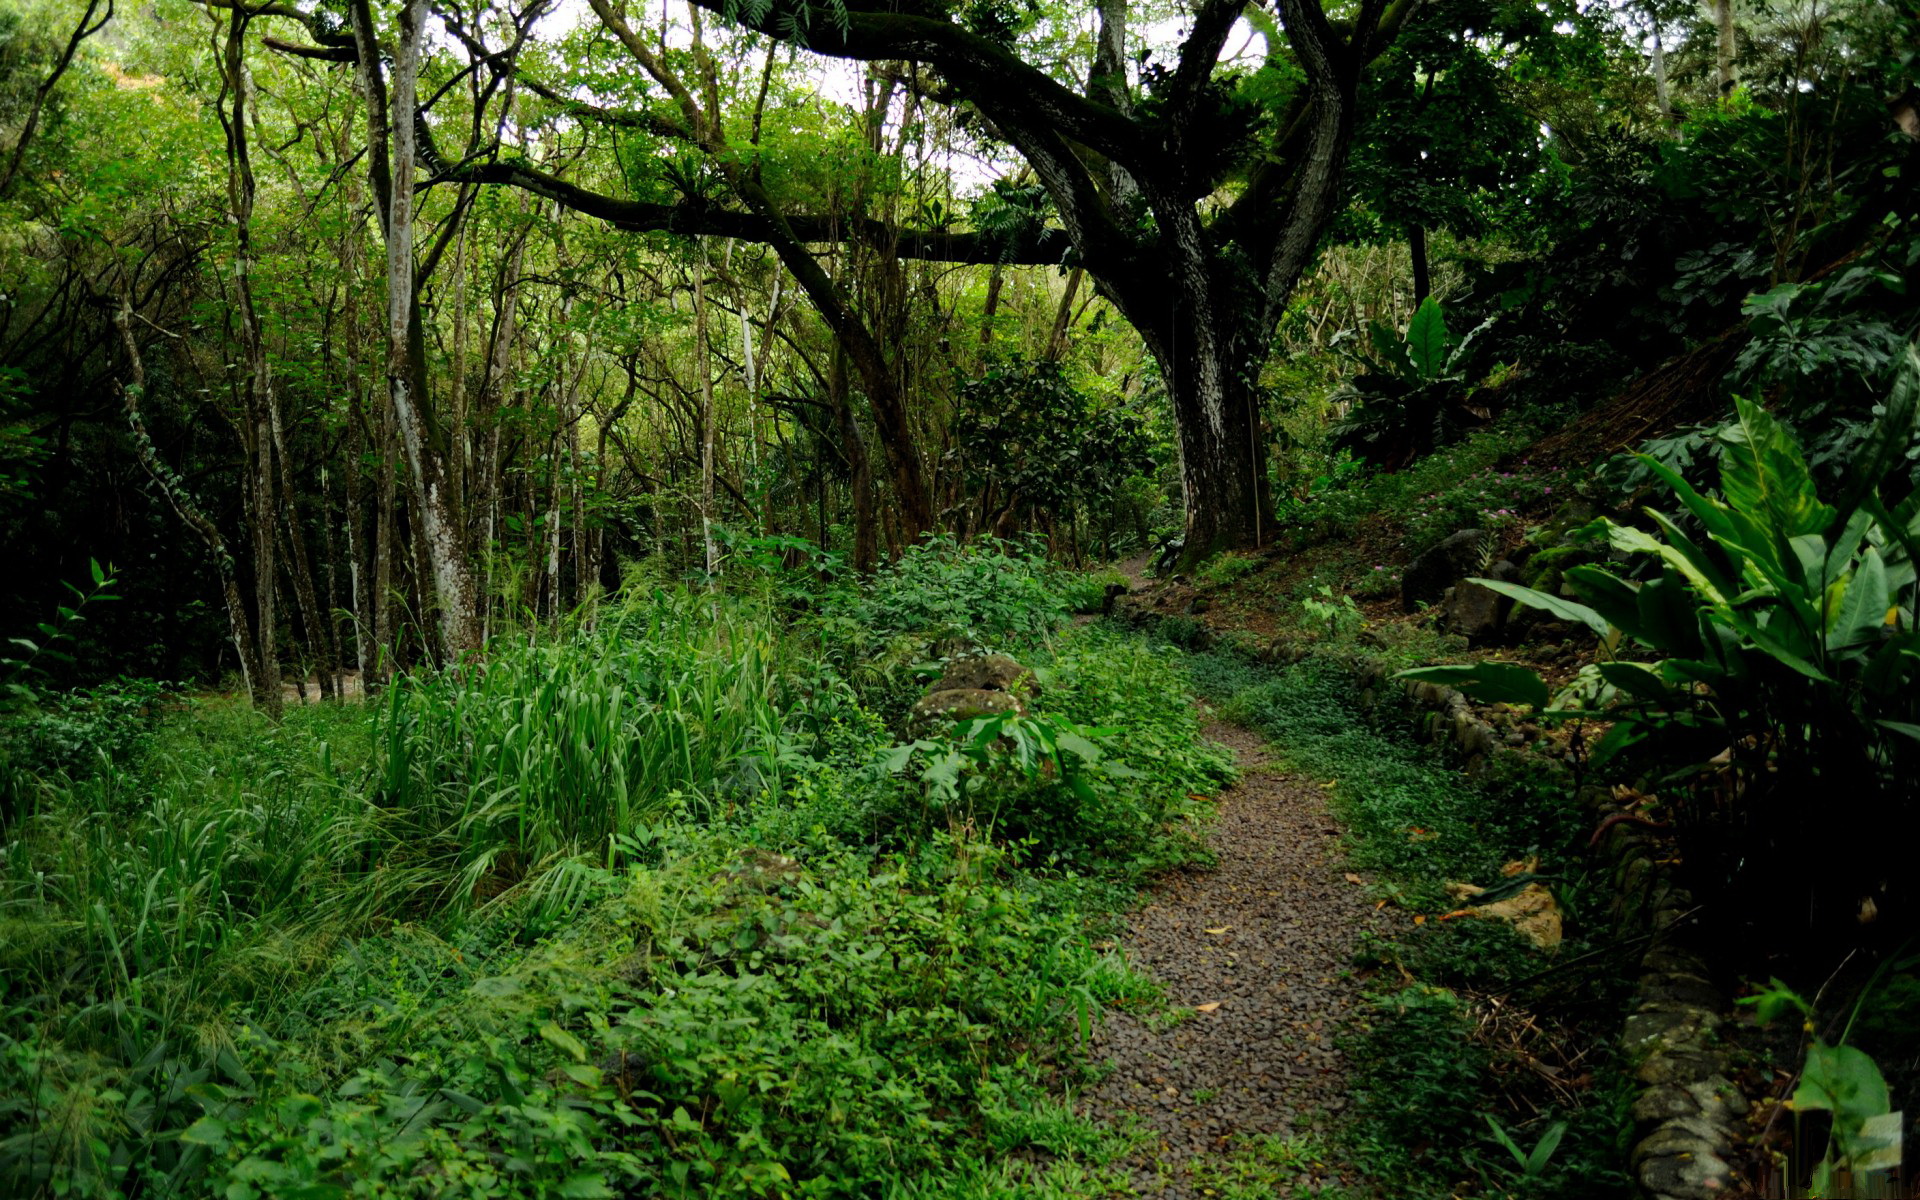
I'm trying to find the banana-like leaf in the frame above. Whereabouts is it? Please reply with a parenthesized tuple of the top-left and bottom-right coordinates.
(1827, 548, 1889, 651)
(1633, 513, 1734, 604)
(1563, 565, 1645, 639)
(1406, 297, 1452, 382)
(1719, 396, 1837, 538)
(1597, 661, 1674, 705)
(1467, 577, 1610, 638)
(1636, 454, 1739, 545)
(1636, 574, 1708, 658)
(1368, 319, 1417, 383)
(1395, 662, 1550, 710)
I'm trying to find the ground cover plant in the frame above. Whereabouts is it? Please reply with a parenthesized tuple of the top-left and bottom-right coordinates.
(0, 545, 1234, 1199)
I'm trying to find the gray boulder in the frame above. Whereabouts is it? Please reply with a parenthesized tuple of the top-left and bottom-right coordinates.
(1402, 529, 1490, 612)
(1441, 558, 1521, 643)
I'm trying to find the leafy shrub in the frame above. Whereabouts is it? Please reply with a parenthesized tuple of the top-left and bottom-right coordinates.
(1195, 550, 1261, 588)
(822, 535, 1069, 655)
(1407, 360, 1920, 934)
(1055, 566, 1130, 614)
(1329, 297, 1502, 469)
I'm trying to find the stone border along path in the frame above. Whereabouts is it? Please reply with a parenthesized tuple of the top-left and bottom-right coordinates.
(1078, 716, 1385, 1196)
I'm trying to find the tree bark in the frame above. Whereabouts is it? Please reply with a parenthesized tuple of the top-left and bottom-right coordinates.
(694, 239, 719, 577)
(217, 4, 281, 713)
(114, 300, 262, 704)
(1409, 223, 1430, 304)
(353, 0, 478, 657)
(1714, 0, 1736, 96)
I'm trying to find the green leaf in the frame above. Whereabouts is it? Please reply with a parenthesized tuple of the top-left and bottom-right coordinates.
(539, 1021, 588, 1063)
(181, 1116, 229, 1149)
(1395, 662, 1549, 710)
(1563, 565, 1646, 639)
(1877, 720, 1920, 744)
(1636, 453, 1739, 545)
(1526, 1121, 1569, 1175)
(1794, 1042, 1891, 1157)
(1406, 296, 1452, 382)
(1718, 396, 1835, 538)
(1596, 662, 1672, 705)
(1467, 577, 1610, 638)
(557, 1174, 615, 1198)
(1827, 547, 1890, 651)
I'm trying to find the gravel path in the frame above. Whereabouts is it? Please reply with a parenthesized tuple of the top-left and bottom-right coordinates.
(1081, 719, 1382, 1195)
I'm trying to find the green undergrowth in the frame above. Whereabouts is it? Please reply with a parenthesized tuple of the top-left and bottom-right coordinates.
(0, 546, 1235, 1199)
(1179, 644, 1634, 1200)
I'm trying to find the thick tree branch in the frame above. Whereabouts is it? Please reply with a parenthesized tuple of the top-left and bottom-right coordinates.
(683, 0, 1145, 170)
(439, 158, 1070, 265)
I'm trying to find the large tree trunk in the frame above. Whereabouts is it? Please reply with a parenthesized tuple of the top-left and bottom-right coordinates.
(1152, 315, 1270, 565)
(353, 0, 478, 658)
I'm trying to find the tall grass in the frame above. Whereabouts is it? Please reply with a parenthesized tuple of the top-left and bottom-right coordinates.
(0, 591, 789, 1196)
(369, 591, 785, 901)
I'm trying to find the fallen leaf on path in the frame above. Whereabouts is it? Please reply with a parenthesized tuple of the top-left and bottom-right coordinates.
(1195, 1002, 1223, 1013)
(1204, 926, 1231, 935)
(1343, 873, 1365, 885)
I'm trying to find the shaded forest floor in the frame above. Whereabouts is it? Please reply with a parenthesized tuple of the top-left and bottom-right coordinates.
(1081, 718, 1379, 1199)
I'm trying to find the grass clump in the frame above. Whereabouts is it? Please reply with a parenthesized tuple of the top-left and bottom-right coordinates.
(0, 544, 1228, 1199)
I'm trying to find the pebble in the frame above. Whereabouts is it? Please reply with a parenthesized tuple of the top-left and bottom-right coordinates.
(1079, 721, 1383, 1196)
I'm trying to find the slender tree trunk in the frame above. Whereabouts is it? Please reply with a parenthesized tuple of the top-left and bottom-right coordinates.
(1651, 22, 1673, 124)
(1046, 267, 1085, 360)
(374, 402, 398, 678)
(829, 345, 876, 572)
(1714, 0, 1736, 96)
(114, 300, 262, 703)
(353, 0, 477, 659)
(217, 6, 280, 713)
(980, 265, 1003, 350)
(1409, 224, 1431, 304)
(694, 240, 719, 577)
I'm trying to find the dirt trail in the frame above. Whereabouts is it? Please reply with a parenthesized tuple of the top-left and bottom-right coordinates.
(1079, 692, 1381, 1194)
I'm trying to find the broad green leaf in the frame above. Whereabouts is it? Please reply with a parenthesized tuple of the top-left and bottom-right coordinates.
(1636, 455, 1738, 544)
(1828, 548, 1889, 650)
(1596, 662, 1672, 705)
(558, 1174, 615, 1198)
(1527, 1121, 1569, 1175)
(1563, 565, 1646, 639)
(539, 1021, 588, 1063)
(1367, 319, 1417, 382)
(181, 1116, 229, 1148)
(1642, 511, 1734, 603)
(1405, 296, 1452, 381)
(1395, 662, 1550, 710)
(1467, 577, 1610, 638)
(1878, 720, 1920, 744)
(1719, 395, 1835, 537)
(1794, 1042, 1890, 1128)
(1634, 575, 1707, 659)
